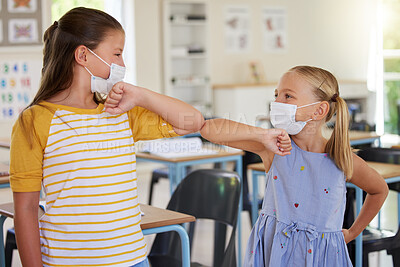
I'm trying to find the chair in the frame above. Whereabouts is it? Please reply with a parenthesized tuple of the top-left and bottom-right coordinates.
(148, 169, 241, 267)
(148, 151, 263, 226)
(5, 228, 16, 267)
(0, 167, 10, 189)
(357, 147, 400, 192)
(346, 147, 400, 267)
(240, 151, 263, 225)
(147, 166, 195, 205)
(148, 167, 169, 205)
(4, 204, 45, 267)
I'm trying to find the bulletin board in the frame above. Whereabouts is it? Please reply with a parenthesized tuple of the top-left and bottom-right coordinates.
(0, 60, 41, 120)
(0, 0, 43, 46)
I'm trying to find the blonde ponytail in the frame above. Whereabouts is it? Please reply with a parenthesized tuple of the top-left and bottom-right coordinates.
(325, 96, 353, 179)
(288, 66, 353, 179)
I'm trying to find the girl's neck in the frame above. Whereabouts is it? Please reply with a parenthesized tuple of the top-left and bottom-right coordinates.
(291, 125, 327, 153)
(47, 91, 98, 109)
(46, 68, 98, 109)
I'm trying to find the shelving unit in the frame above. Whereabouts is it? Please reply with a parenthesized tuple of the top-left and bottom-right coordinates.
(163, 0, 211, 115)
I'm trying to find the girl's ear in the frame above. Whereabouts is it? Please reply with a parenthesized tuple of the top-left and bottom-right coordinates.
(314, 101, 330, 120)
(75, 45, 88, 66)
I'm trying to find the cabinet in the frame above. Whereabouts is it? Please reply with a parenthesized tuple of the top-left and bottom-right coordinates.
(213, 83, 276, 126)
(163, 0, 211, 115)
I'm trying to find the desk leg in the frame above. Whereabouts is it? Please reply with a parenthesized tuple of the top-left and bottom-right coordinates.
(175, 163, 184, 192)
(168, 165, 176, 195)
(251, 171, 259, 226)
(143, 225, 190, 267)
(0, 215, 6, 267)
(236, 158, 243, 267)
(221, 162, 227, 169)
(355, 187, 363, 267)
(398, 193, 400, 226)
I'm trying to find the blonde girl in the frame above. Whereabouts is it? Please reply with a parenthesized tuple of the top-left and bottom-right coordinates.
(200, 66, 388, 266)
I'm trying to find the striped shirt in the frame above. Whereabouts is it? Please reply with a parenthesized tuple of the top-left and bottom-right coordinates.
(10, 101, 178, 267)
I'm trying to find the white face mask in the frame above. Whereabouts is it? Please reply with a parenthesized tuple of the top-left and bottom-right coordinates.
(270, 101, 321, 135)
(84, 48, 126, 94)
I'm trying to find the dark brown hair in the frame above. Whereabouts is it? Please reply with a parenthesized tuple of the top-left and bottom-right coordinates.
(19, 7, 124, 146)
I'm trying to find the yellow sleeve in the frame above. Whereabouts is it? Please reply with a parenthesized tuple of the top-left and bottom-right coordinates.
(10, 105, 54, 192)
(128, 106, 180, 141)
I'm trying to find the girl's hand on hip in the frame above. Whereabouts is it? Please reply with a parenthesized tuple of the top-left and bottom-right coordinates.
(105, 82, 137, 114)
(261, 129, 292, 156)
(342, 229, 355, 244)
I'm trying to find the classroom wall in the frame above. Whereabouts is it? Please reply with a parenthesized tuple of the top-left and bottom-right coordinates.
(208, 0, 376, 84)
(134, 0, 164, 93)
(0, 0, 51, 139)
(134, 0, 376, 87)
(0, 0, 378, 140)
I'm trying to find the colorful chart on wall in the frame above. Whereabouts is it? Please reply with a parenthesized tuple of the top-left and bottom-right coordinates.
(0, 60, 41, 121)
(0, 0, 42, 46)
(262, 7, 287, 53)
(224, 5, 250, 53)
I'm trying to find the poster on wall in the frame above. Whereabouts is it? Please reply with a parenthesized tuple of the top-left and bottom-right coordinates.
(262, 7, 287, 53)
(224, 5, 250, 53)
(8, 18, 38, 43)
(7, 0, 37, 13)
(0, 0, 42, 46)
(0, 60, 40, 121)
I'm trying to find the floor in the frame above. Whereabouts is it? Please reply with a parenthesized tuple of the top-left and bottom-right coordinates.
(0, 160, 398, 267)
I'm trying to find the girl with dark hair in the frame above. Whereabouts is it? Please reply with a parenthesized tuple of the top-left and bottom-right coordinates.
(10, 7, 204, 267)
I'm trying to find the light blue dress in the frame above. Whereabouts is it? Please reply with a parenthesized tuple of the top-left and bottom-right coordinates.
(244, 141, 353, 267)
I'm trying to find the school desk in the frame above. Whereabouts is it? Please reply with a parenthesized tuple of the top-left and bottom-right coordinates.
(0, 203, 195, 267)
(322, 130, 381, 146)
(0, 137, 11, 189)
(0, 163, 9, 189)
(0, 138, 10, 149)
(247, 161, 400, 267)
(136, 146, 245, 267)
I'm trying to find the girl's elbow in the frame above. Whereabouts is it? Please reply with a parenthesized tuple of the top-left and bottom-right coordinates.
(374, 182, 389, 201)
(190, 111, 205, 132)
(382, 182, 389, 198)
(195, 114, 205, 131)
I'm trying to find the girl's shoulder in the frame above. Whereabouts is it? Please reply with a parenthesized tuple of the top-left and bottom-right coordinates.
(14, 102, 56, 136)
(21, 102, 57, 119)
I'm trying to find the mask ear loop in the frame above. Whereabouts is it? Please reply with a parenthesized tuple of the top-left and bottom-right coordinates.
(87, 48, 111, 67)
(297, 102, 321, 122)
(84, 67, 94, 76)
(297, 101, 321, 109)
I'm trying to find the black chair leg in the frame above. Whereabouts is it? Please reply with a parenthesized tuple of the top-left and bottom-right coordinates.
(388, 247, 400, 267)
(188, 221, 196, 255)
(5, 228, 17, 267)
(362, 251, 369, 267)
(214, 222, 227, 267)
(392, 253, 400, 267)
(148, 175, 157, 205)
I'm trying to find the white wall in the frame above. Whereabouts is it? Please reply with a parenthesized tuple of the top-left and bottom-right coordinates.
(0, 0, 378, 140)
(133, 0, 376, 88)
(134, 0, 164, 93)
(208, 0, 376, 84)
